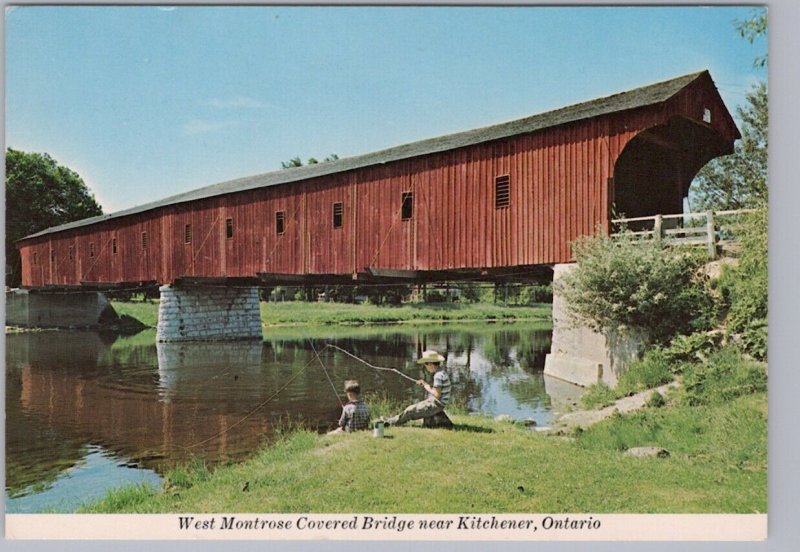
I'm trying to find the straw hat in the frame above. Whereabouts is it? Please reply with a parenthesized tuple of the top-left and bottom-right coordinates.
(416, 350, 446, 364)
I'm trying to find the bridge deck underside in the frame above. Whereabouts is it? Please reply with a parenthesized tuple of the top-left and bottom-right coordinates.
(21, 264, 554, 293)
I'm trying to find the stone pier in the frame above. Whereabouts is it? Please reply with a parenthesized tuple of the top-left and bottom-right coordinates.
(544, 263, 647, 388)
(156, 284, 263, 342)
(5, 288, 117, 329)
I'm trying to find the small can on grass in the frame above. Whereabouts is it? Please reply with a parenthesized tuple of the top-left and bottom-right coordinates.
(373, 420, 385, 438)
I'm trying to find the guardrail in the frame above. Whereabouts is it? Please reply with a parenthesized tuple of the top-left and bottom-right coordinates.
(611, 209, 756, 258)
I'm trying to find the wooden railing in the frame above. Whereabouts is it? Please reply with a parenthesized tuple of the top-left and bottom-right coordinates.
(611, 209, 756, 258)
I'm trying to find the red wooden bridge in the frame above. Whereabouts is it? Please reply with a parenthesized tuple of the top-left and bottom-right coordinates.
(16, 70, 739, 290)
(10, 71, 740, 344)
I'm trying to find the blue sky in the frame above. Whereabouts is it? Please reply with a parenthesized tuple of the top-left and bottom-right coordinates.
(5, 5, 767, 213)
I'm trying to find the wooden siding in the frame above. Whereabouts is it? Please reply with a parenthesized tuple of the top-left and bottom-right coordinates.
(17, 75, 739, 288)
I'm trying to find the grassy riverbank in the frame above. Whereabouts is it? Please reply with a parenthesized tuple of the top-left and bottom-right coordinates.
(111, 300, 551, 329)
(82, 388, 766, 513)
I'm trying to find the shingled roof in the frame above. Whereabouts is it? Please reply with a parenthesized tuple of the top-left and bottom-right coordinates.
(21, 70, 710, 241)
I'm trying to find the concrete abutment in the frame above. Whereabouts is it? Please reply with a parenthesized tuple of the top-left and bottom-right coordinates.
(544, 263, 647, 387)
(5, 288, 117, 329)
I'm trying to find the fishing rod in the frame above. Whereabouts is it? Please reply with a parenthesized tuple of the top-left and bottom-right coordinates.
(179, 342, 413, 451)
(307, 335, 344, 408)
(323, 344, 419, 384)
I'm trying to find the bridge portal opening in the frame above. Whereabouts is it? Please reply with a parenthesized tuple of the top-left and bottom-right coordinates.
(612, 116, 735, 221)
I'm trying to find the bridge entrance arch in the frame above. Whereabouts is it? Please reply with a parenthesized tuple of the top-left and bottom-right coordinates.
(612, 115, 734, 221)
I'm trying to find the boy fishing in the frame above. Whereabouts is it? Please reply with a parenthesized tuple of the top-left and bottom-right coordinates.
(383, 350, 452, 427)
(328, 379, 371, 434)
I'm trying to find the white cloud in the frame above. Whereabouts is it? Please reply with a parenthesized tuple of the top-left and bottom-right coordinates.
(204, 96, 272, 110)
(182, 119, 239, 136)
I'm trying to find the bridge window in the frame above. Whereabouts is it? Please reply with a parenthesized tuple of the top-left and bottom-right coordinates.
(332, 202, 344, 229)
(33, 252, 37, 265)
(276, 211, 285, 235)
(51, 249, 56, 262)
(68, 246, 74, 261)
(89, 243, 95, 257)
(226, 218, 234, 239)
(184, 224, 192, 244)
(112, 238, 117, 254)
(495, 175, 510, 209)
(142, 231, 149, 250)
(401, 192, 413, 220)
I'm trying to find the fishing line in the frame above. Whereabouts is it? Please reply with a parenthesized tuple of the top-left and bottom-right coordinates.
(323, 343, 418, 384)
(307, 336, 344, 408)
(183, 336, 344, 450)
(184, 354, 319, 450)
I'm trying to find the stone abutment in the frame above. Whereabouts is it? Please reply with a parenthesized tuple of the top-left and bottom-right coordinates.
(156, 285, 263, 342)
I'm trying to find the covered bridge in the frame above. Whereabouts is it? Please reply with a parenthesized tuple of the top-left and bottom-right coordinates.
(13, 70, 740, 340)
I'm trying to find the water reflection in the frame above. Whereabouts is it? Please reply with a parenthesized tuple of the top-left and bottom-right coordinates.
(6, 323, 581, 511)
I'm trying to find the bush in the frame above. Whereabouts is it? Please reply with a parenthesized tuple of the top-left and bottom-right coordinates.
(645, 391, 666, 408)
(664, 332, 723, 364)
(682, 345, 767, 406)
(717, 207, 767, 360)
(559, 229, 716, 345)
(616, 348, 674, 396)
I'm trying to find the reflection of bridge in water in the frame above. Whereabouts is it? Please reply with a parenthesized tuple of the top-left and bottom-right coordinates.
(6, 325, 569, 496)
(7, 331, 341, 483)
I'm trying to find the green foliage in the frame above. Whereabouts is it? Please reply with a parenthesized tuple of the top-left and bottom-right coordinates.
(616, 349, 674, 397)
(735, 9, 768, 67)
(577, 393, 766, 475)
(82, 406, 766, 514)
(663, 331, 723, 364)
(5, 148, 103, 286)
(716, 207, 768, 360)
(681, 346, 767, 406)
(165, 459, 211, 491)
(645, 391, 666, 408)
(280, 153, 339, 169)
(560, 230, 715, 344)
(580, 349, 674, 409)
(580, 382, 617, 409)
(690, 82, 767, 211)
(80, 483, 158, 513)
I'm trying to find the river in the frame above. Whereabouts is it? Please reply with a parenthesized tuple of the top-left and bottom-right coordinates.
(5, 322, 583, 512)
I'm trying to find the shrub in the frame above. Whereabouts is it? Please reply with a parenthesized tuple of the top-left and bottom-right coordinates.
(681, 345, 767, 406)
(716, 207, 767, 360)
(559, 229, 716, 345)
(645, 391, 666, 408)
(664, 332, 723, 364)
(616, 348, 674, 396)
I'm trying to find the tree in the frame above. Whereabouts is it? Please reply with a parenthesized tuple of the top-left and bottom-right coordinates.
(5, 148, 103, 286)
(736, 9, 767, 68)
(690, 10, 767, 211)
(280, 153, 339, 169)
(690, 82, 767, 211)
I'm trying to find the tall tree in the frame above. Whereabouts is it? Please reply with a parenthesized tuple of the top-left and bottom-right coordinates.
(5, 148, 103, 286)
(690, 82, 767, 211)
(736, 9, 768, 68)
(690, 10, 767, 211)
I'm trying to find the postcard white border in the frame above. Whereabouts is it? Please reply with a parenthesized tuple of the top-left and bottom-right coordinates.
(5, 513, 767, 541)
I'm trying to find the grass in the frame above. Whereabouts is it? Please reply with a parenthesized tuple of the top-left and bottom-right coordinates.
(110, 299, 551, 329)
(111, 299, 160, 327)
(81, 389, 766, 514)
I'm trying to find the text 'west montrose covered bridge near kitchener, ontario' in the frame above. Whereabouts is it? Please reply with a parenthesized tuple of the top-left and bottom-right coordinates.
(14, 70, 740, 345)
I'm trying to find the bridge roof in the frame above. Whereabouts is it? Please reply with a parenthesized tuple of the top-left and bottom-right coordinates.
(21, 70, 712, 242)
